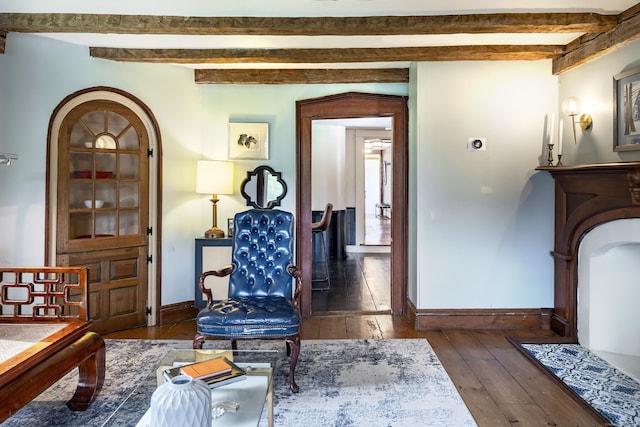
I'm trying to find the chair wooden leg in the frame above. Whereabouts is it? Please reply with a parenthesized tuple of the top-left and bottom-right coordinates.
(193, 334, 206, 349)
(285, 336, 300, 393)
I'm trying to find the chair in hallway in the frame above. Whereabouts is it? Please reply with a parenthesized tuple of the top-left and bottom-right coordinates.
(193, 209, 302, 392)
(312, 203, 333, 291)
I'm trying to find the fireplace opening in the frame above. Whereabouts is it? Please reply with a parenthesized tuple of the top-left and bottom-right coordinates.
(577, 219, 640, 382)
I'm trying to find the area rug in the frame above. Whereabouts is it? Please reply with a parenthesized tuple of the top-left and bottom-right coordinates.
(1, 338, 476, 427)
(521, 343, 640, 427)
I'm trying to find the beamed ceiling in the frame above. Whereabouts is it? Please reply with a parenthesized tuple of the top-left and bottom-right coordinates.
(1, 1, 640, 84)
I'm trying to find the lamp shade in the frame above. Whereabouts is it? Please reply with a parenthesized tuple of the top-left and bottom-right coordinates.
(561, 96, 580, 116)
(196, 160, 234, 195)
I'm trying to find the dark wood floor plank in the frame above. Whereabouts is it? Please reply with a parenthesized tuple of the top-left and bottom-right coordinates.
(457, 389, 514, 427)
(301, 315, 348, 339)
(345, 315, 383, 339)
(496, 403, 557, 426)
(375, 314, 418, 338)
(423, 331, 513, 426)
(490, 346, 603, 426)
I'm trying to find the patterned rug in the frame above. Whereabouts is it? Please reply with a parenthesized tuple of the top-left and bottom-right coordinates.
(522, 344, 640, 426)
(1, 338, 476, 427)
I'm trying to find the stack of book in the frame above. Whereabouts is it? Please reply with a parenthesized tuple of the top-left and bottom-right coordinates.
(163, 356, 246, 388)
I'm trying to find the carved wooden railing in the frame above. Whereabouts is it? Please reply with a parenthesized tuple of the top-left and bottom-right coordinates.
(0, 267, 88, 322)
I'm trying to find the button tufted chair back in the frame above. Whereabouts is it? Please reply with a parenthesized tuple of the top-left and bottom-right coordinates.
(193, 208, 302, 393)
(229, 209, 294, 299)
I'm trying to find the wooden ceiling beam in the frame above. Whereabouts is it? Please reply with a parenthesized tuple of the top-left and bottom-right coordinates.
(91, 45, 564, 64)
(552, 4, 640, 74)
(194, 68, 409, 84)
(0, 12, 616, 36)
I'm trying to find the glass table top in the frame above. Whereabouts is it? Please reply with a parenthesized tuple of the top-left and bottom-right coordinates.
(105, 349, 280, 427)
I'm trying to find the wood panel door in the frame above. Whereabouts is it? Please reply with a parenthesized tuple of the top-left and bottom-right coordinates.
(55, 99, 150, 333)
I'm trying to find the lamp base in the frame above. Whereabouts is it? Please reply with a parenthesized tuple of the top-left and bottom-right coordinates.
(204, 226, 225, 239)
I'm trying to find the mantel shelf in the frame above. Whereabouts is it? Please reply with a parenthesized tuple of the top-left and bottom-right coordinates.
(536, 161, 640, 173)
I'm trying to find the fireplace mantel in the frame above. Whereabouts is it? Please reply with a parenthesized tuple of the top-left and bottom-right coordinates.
(536, 161, 640, 337)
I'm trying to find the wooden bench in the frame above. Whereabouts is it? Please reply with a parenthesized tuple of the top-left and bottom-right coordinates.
(0, 267, 106, 423)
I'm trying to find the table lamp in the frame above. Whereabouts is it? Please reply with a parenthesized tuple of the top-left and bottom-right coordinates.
(196, 160, 234, 238)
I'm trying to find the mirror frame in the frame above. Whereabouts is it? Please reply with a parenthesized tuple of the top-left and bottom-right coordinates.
(240, 165, 288, 209)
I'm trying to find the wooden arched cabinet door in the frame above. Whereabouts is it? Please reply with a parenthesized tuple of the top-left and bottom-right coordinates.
(48, 94, 154, 334)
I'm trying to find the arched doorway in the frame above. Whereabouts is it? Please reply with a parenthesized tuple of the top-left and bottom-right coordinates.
(296, 92, 408, 317)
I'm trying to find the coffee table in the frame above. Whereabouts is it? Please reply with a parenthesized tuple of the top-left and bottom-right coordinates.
(104, 348, 279, 427)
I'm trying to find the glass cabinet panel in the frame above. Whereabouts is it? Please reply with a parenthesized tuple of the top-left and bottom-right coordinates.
(95, 211, 117, 236)
(95, 182, 117, 208)
(69, 182, 94, 209)
(69, 213, 92, 238)
(107, 111, 130, 138)
(82, 111, 106, 135)
(119, 182, 139, 208)
(119, 211, 139, 236)
(119, 154, 139, 179)
(60, 101, 146, 245)
(119, 126, 140, 150)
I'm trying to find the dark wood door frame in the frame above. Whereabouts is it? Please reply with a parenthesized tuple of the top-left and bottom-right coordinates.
(296, 92, 408, 317)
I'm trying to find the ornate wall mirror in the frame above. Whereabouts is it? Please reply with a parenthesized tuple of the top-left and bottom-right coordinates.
(240, 165, 287, 209)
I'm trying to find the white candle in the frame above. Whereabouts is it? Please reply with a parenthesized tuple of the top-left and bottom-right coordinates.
(549, 113, 555, 146)
(558, 119, 564, 155)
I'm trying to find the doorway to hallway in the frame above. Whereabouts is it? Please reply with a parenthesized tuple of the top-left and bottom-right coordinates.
(296, 92, 408, 318)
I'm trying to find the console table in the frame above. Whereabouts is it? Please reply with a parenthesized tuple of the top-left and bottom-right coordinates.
(194, 238, 232, 308)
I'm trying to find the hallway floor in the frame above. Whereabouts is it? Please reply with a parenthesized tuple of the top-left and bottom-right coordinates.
(312, 252, 391, 314)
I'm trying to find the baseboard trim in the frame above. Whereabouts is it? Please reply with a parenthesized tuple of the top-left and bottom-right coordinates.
(407, 300, 553, 330)
(159, 300, 198, 326)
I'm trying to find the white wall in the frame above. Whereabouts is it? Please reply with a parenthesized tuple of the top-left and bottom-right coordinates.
(558, 39, 640, 165)
(0, 33, 203, 289)
(4, 31, 639, 313)
(411, 60, 557, 309)
(311, 124, 346, 211)
(0, 33, 406, 306)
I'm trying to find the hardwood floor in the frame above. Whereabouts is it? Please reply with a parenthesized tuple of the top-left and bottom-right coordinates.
(104, 316, 604, 426)
(312, 253, 391, 314)
(364, 213, 391, 246)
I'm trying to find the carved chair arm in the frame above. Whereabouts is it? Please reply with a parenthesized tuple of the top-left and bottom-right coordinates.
(287, 265, 302, 312)
(198, 265, 235, 306)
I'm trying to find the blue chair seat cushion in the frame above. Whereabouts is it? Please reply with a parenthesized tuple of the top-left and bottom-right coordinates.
(196, 296, 300, 338)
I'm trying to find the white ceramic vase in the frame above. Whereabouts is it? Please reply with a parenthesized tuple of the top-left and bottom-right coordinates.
(150, 374, 211, 427)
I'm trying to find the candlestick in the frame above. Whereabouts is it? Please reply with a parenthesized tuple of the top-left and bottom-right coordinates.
(558, 119, 564, 155)
(549, 113, 555, 147)
(556, 154, 563, 166)
(546, 143, 554, 166)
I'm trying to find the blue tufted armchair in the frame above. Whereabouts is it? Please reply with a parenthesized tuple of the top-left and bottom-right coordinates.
(193, 209, 302, 392)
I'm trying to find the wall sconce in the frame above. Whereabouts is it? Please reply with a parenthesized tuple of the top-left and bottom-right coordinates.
(0, 153, 19, 166)
(196, 160, 234, 238)
(561, 96, 593, 144)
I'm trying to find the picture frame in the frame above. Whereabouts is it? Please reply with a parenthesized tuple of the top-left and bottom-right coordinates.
(228, 123, 269, 160)
(613, 66, 640, 152)
(227, 218, 234, 238)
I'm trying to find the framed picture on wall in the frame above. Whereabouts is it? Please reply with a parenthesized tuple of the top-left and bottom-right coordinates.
(227, 218, 234, 238)
(614, 66, 640, 152)
(228, 123, 269, 160)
